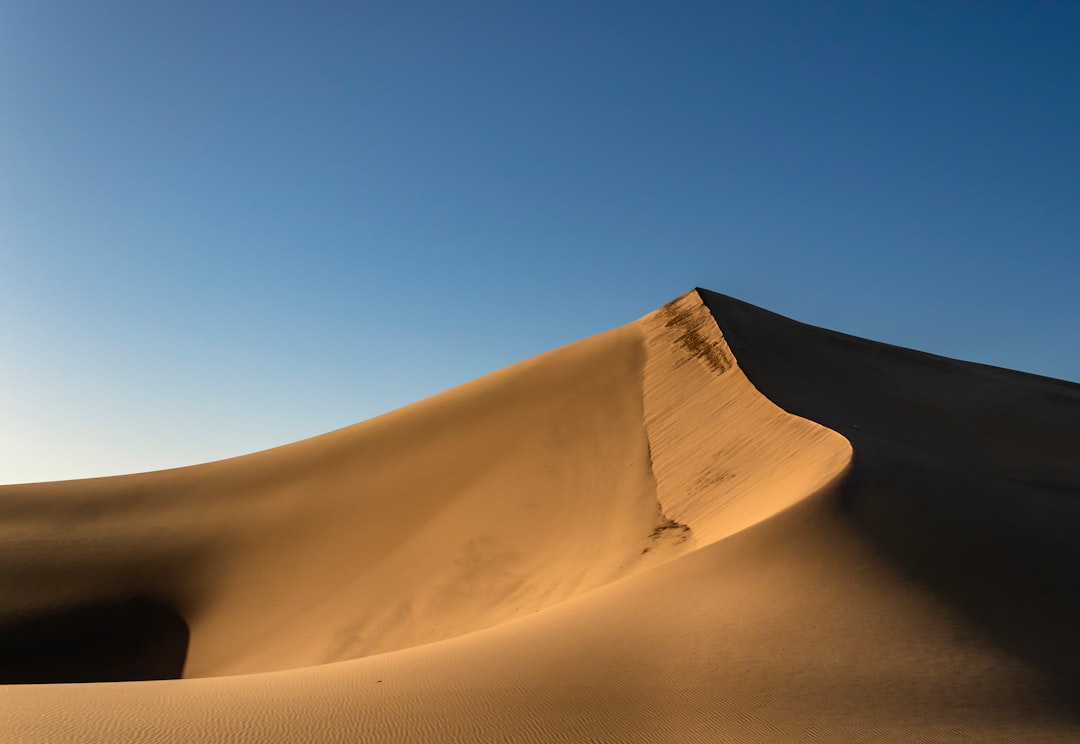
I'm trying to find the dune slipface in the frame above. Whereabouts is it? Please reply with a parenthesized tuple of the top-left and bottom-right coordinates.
(1, 289, 1077, 742)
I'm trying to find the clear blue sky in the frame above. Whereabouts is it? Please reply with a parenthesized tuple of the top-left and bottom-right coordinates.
(2, 1, 1078, 484)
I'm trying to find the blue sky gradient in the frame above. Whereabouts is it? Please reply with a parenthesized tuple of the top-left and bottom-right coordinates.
(2, 1, 1078, 483)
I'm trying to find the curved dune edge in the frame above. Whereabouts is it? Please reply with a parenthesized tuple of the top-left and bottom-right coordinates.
(4, 289, 1078, 742)
(641, 291, 850, 546)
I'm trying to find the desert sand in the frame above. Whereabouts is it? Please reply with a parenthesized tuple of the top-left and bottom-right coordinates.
(1, 289, 1077, 742)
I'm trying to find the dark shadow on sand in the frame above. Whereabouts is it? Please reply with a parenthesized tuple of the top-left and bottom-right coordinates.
(0, 596, 188, 684)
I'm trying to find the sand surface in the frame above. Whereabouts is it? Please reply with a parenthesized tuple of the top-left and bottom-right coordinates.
(2, 289, 1077, 742)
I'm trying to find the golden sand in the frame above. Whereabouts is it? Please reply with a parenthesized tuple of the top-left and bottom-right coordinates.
(2, 290, 1076, 742)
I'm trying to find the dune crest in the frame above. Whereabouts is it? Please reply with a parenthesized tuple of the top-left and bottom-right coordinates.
(642, 291, 850, 545)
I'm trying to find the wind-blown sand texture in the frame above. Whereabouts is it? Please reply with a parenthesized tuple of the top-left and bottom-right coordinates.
(2, 289, 1078, 742)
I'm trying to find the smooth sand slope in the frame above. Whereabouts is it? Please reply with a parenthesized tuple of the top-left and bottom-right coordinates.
(1, 289, 1077, 742)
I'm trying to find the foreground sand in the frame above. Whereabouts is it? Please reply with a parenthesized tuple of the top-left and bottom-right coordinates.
(1, 290, 1077, 742)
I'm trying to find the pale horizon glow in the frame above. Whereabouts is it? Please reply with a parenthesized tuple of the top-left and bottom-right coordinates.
(2, 2, 1078, 485)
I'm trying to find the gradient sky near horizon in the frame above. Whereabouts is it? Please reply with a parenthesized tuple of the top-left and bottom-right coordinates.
(2, 1, 1078, 484)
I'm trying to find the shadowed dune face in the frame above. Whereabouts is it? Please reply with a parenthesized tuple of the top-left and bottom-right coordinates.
(3, 289, 1079, 743)
(698, 288, 1080, 713)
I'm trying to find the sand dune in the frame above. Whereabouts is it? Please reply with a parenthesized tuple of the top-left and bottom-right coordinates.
(2, 289, 1077, 742)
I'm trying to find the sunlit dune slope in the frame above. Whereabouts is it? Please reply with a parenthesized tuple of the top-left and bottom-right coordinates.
(2, 289, 1078, 743)
(0, 291, 846, 680)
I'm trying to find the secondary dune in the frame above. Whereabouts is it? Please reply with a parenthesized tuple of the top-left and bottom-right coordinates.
(1, 289, 1077, 742)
